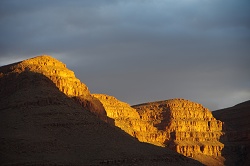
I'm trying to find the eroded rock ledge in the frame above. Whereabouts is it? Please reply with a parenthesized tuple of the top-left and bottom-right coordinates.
(0, 55, 107, 120)
(93, 94, 162, 146)
(94, 95, 224, 164)
(133, 99, 224, 157)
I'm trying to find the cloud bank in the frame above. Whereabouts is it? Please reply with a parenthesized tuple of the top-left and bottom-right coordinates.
(0, 0, 249, 110)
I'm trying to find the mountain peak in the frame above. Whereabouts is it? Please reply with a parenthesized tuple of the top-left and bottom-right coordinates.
(22, 55, 66, 68)
(1, 55, 89, 97)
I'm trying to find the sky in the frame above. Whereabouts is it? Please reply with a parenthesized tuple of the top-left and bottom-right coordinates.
(0, 0, 250, 110)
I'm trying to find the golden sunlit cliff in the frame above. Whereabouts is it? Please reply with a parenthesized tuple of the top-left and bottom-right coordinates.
(0, 55, 107, 120)
(1, 55, 249, 166)
(0, 55, 202, 165)
(93, 94, 165, 146)
(92, 95, 225, 165)
(133, 99, 225, 165)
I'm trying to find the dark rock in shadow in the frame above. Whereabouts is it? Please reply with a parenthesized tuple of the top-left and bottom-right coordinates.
(213, 101, 250, 166)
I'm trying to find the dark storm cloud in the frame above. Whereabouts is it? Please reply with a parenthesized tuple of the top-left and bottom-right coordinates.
(0, 0, 249, 110)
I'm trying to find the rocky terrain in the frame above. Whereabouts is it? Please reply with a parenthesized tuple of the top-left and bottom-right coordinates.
(213, 101, 250, 166)
(94, 86, 250, 166)
(132, 99, 225, 165)
(0, 55, 107, 120)
(93, 94, 165, 146)
(1, 55, 249, 166)
(0, 55, 202, 165)
(93, 95, 225, 165)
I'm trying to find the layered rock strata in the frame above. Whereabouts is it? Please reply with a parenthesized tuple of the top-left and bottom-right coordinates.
(0, 55, 107, 119)
(93, 94, 165, 146)
(132, 99, 224, 158)
(93, 95, 224, 163)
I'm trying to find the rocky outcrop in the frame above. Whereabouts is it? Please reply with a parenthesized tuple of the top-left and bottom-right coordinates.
(92, 94, 165, 146)
(0, 55, 106, 119)
(93, 95, 224, 163)
(133, 99, 224, 163)
(0, 55, 90, 96)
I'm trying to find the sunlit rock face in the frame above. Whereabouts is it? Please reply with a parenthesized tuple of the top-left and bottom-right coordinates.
(130, 98, 225, 165)
(133, 99, 224, 158)
(92, 95, 225, 165)
(0, 55, 106, 119)
(92, 94, 165, 146)
(11, 55, 89, 96)
(93, 95, 224, 160)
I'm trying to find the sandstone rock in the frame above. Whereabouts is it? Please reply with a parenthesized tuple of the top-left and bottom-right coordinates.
(133, 99, 224, 163)
(92, 95, 225, 165)
(93, 94, 164, 146)
(0, 55, 107, 120)
(12, 55, 90, 97)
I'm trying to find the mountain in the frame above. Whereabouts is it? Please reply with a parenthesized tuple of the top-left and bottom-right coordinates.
(213, 100, 250, 131)
(0, 55, 107, 120)
(213, 101, 250, 166)
(92, 94, 164, 146)
(132, 99, 225, 166)
(93, 95, 227, 165)
(95, 93, 250, 166)
(93, 86, 250, 166)
(0, 55, 202, 165)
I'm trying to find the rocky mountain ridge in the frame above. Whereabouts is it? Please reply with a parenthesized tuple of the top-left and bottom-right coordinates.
(93, 94, 224, 162)
(0, 55, 108, 120)
(132, 99, 225, 165)
(1, 55, 249, 165)
(93, 94, 165, 146)
(0, 55, 202, 165)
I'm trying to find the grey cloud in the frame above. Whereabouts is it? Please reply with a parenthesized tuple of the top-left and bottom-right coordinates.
(0, 0, 249, 110)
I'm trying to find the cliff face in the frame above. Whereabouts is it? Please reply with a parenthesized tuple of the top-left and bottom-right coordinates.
(0, 55, 89, 96)
(92, 94, 224, 165)
(92, 94, 164, 146)
(92, 94, 139, 137)
(133, 99, 224, 159)
(0, 55, 106, 119)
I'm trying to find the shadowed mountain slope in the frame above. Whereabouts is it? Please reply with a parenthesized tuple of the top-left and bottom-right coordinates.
(213, 101, 250, 166)
(213, 100, 250, 131)
(0, 55, 202, 165)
